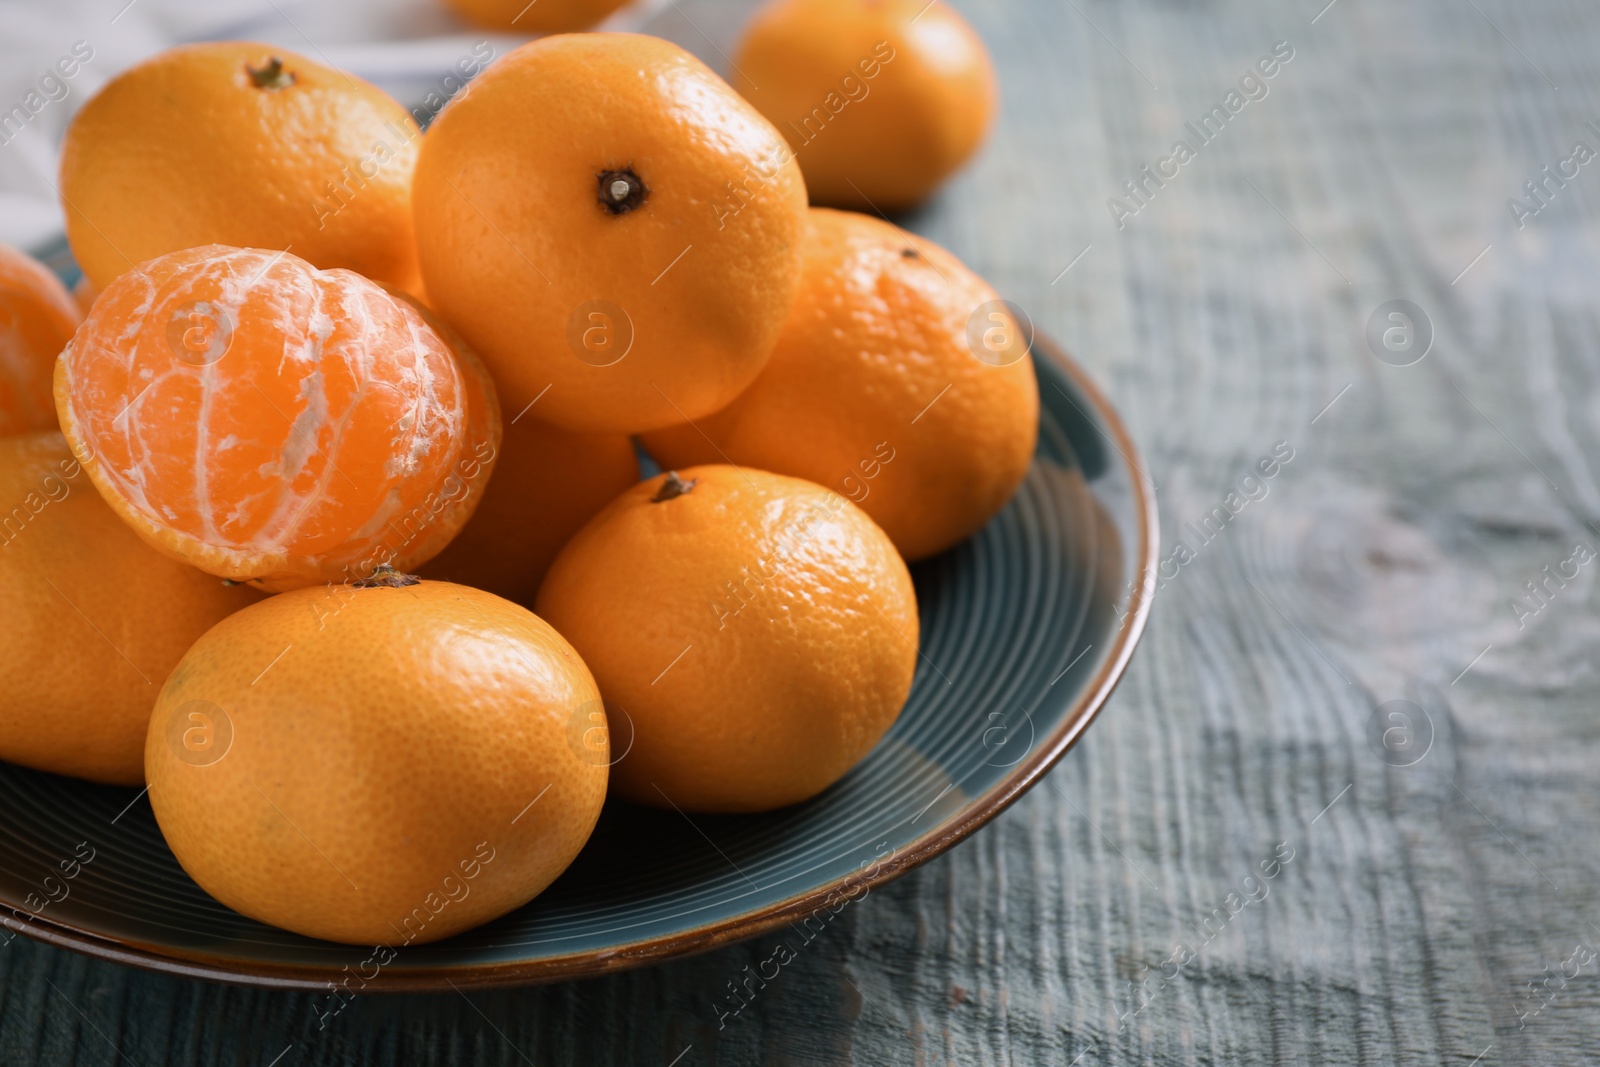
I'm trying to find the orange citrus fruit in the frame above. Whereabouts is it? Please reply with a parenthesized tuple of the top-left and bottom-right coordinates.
(0, 243, 79, 436)
(54, 245, 501, 592)
(423, 415, 638, 604)
(70, 274, 99, 317)
(733, 0, 998, 211)
(642, 208, 1037, 560)
(0, 431, 258, 785)
(60, 42, 423, 293)
(442, 0, 631, 33)
(536, 465, 918, 812)
(146, 578, 607, 945)
(414, 33, 808, 434)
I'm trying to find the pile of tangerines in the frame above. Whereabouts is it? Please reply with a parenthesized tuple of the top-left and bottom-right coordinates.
(0, 0, 1038, 946)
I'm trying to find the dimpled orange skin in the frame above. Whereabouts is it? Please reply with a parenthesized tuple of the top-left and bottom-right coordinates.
(0, 432, 259, 785)
(442, 0, 631, 32)
(643, 209, 1037, 561)
(733, 0, 997, 211)
(54, 245, 501, 592)
(414, 34, 808, 434)
(391, 281, 639, 604)
(146, 581, 607, 945)
(423, 417, 639, 605)
(0, 243, 79, 435)
(536, 466, 918, 813)
(60, 42, 423, 293)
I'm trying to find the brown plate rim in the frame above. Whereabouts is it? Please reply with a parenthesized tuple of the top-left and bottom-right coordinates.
(0, 334, 1159, 992)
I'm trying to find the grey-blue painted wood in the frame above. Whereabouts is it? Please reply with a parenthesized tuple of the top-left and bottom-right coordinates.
(4, 0, 1599, 1062)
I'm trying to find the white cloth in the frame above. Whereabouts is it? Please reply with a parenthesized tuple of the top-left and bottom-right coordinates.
(0, 0, 666, 255)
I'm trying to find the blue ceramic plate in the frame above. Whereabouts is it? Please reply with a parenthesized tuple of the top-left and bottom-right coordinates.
(0, 258, 1156, 988)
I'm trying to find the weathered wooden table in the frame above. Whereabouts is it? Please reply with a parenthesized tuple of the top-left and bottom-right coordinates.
(5, 0, 1598, 1062)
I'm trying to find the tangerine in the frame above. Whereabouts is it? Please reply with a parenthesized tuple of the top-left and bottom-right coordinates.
(413, 33, 808, 434)
(54, 245, 500, 592)
(733, 0, 998, 211)
(60, 42, 423, 292)
(0, 431, 258, 785)
(536, 465, 918, 812)
(642, 208, 1037, 560)
(442, 0, 631, 33)
(146, 578, 607, 945)
(70, 274, 98, 317)
(0, 243, 79, 436)
(423, 414, 639, 604)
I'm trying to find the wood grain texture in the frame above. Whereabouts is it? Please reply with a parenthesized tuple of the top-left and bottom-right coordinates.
(5, 0, 1600, 1062)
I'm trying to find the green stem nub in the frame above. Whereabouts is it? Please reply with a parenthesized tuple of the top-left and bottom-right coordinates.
(597, 168, 648, 215)
(247, 57, 297, 91)
(651, 471, 697, 502)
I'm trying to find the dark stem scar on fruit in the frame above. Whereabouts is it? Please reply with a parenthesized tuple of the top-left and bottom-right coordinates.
(351, 564, 421, 588)
(597, 168, 648, 215)
(901, 247, 921, 259)
(652, 471, 697, 502)
(246, 57, 296, 91)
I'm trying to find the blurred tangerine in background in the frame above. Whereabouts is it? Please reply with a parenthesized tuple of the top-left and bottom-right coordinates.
(733, 0, 998, 211)
(441, 0, 633, 32)
(0, 243, 79, 436)
(69, 275, 98, 317)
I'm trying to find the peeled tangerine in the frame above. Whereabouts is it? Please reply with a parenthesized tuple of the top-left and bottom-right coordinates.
(0, 242, 80, 435)
(54, 245, 500, 592)
(146, 580, 607, 945)
(537, 466, 919, 813)
(414, 34, 808, 434)
(0, 431, 258, 785)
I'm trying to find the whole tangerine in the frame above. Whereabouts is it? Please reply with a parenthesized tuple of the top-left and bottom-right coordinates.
(733, 0, 998, 211)
(442, 0, 631, 33)
(642, 208, 1038, 561)
(0, 243, 79, 436)
(0, 431, 258, 785)
(146, 578, 607, 945)
(70, 274, 98, 317)
(536, 465, 919, 813)
(60, 42, 424, 292)
(54, 245, 500, 592)
(414, 33, 808, 434)
(423, 414, 639, 604)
